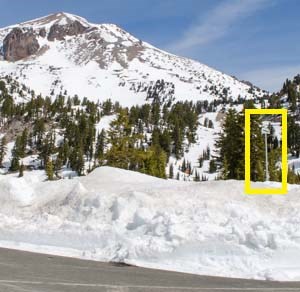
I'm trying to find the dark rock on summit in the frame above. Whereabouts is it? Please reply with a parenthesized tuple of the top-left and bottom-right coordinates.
(48, 20, 87, 41)
(39, 28, 47, 38)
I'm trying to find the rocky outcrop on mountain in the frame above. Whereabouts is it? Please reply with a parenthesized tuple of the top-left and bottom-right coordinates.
(3, 28, 40, 62)
(39, 28, 46, 38)
(48, 20, 87, 41)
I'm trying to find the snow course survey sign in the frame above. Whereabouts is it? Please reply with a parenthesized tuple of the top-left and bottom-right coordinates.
(244, 108, 288, 195)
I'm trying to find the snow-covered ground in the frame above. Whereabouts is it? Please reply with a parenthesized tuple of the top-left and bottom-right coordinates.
(169, 112, 222, 181)
(289, 157, 300, 174)
(0, 166, 299, 281)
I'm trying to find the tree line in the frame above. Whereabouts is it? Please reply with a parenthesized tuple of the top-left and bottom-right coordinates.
(0, 77, 215, 180)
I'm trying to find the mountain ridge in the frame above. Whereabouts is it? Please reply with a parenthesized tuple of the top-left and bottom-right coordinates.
(0, 12, 266, 106)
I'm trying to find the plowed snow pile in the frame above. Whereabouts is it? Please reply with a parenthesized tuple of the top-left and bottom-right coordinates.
(0, 167, 299, 281)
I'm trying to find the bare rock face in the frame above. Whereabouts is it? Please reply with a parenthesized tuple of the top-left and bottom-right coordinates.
(48, 20, 87, 41)
(3, 28, 40, 62)
(39, 28, 46, 38)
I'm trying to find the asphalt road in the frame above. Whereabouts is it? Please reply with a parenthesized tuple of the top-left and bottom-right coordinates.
(0, 248, 299, 292)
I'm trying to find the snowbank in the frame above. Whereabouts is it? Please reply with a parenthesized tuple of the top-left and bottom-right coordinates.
(0, 167, 300, 281)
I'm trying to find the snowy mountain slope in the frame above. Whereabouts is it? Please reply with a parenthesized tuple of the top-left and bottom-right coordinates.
(0, 166, 299, 281)
(168, 112, 223, 181)
(0, 12, 265, 106)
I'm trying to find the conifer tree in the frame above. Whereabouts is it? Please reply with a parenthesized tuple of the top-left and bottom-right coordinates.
(62, 143, 70, 165)
(77, 147, 85, 176)
(287, 167, 300, 184)
(169, 163, 174, 179)
(10, 138, 22, 171)
(268, 149, 281, 181)
(19, 162, 24, 177)
(95, 129, 106, 165)
(204, 117, 208, 127)
(46, 158, 54, 181)
(172, 119, 183, 159)
(20, 128, 28, 157)
(159, 129, 171, 157)
(54, 156, 63, 178)
(181, 159, 186, 173)
(33, 119, 45, 149)
(198, 155, 204, 168)
(221, 157, 229, 179)
(206, 146, 210, 160)
(209, 159, 217, 173)
(288, 85, 297, 112)
(249, 113, 264, 181)
(288, 116, 300, 157)
(144, 146, 167, 179)
(39, 132, 55, 167)
(187, 161, 192, 175)
(69, 144, 85, 176)
(2, 95, 14, 120)
(0, 137, 7, 167)
(194, 170, 200, 182)
(216, 109, 244, 180)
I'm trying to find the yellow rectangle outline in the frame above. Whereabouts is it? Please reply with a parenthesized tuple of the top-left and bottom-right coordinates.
(245, 108, 287, 195)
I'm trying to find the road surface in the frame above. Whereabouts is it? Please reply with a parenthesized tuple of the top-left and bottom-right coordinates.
(0, 247, 299, 292)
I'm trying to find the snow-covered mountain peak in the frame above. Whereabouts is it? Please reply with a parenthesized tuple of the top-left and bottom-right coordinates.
(0, 13, 266, 106)
(19, 12, 91, 28)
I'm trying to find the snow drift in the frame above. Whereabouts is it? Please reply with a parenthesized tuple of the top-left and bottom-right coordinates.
(0, 166, 299, 281)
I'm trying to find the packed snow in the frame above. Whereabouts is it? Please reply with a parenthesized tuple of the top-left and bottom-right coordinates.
(0, 166, 299, 281)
